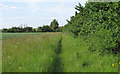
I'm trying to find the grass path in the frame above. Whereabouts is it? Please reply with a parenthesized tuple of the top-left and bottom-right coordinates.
(47, 36, 63, 72)
(60, 33, 119, 72)
(52, 37, 62, 72)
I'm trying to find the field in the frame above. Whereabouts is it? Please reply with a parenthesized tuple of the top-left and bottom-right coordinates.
(2, 33, 46, 40)
(2, 32, 119, 72)
(2, 32, 62, 72)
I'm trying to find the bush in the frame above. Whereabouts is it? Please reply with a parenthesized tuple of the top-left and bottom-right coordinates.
(64, 2, 120, 54)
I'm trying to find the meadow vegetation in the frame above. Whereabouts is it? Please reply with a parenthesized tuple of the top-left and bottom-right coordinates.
(2, 33, 46, 40)
(61, 33, 119, 72)
(2, 1, 120, 72)
(2, 32, 62, 72)
(62, 2, 120, 72)
(2, 32, 119, 72)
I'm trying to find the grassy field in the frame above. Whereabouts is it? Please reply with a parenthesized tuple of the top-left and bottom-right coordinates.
(2, 32, 46, 40)
(2, 32, 119, 72)
(2, 32, 62, 72)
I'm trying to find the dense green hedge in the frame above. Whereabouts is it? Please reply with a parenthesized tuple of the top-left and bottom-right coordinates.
(64, 2, 120, 54)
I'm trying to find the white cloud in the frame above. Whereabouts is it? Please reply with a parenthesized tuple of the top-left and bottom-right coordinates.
(0, 3, 17, 9)
(10, 6, 17, 9)
(0, 4, 8, 8)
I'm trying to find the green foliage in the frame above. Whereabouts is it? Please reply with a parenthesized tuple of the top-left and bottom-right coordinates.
(55, 27, 63, 32)
(50, 19, 59, 31)
(2, 28, 8, 32)
(64, 2, 120, 54)
(24, 27, 33, 32)
(37, 27, 42, 32)
(32, 28, 37, 32)
(2, 27, 33, 33)
(41, 25, 52, 32)
(61, 33, 119, 72)
(2, 19, 62, 33)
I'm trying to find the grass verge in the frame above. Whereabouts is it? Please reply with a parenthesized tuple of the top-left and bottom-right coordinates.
(61, 32, 119, 72)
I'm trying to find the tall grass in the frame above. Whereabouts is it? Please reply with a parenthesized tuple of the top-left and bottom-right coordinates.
(61, 32, 119, 72)
(2, 32, 61, 72)
(2, 32, 119, 72)
(2, 32, 46, 40)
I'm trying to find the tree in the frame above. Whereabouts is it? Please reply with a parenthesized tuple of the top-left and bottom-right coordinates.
(37, 27, 42, 32)
(55, 27, 63, 32)
(41, 25, 52, 32)
(75, 3, 84, 12)
(2, 28, 8, 32)
(24, 27, 33, 32)
(50, 19, 59, 32)
(32, 28, 37, 32)
(64, 2, 120, 53)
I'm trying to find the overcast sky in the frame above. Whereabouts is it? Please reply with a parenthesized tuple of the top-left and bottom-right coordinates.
(0, 0, 88, 29)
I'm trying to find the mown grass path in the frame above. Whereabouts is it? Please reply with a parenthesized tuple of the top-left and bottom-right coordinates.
(53, 37, 62, 72)
(48, 36, 63, 72)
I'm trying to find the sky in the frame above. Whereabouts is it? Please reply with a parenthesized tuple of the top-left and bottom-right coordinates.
(0, 0, 88, 29)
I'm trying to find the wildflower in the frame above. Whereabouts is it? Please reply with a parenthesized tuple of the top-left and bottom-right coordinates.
(112, 64, 114, 67)
(116, 63, 117, 65)
(119, 62, 120, 64)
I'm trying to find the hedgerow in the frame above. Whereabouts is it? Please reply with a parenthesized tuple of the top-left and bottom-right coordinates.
(64, 2, 120, 54)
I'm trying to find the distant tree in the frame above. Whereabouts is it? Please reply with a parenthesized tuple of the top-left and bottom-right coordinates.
(32, 28, 37, 32)
(41, 25, 52, 32)
(2, 28, 8, 32)
(7, 28, 13, 33)
(24, 27, 32, 32)
(11, 27, 20, 32)
(55, 27, 63, 32)
(50, 19, 59, 32)
(37, 27, 42, 32)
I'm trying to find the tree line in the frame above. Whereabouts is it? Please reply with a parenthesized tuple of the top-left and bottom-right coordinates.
(64, 1, 120, 54)
(2, 19, 63, 33)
